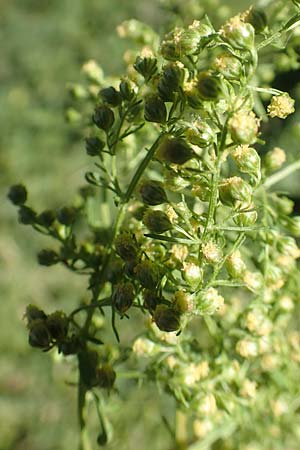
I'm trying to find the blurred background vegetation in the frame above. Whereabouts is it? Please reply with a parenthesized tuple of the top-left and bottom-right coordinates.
(2, 0, 298, 449)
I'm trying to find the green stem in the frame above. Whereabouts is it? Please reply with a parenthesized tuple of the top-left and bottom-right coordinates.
(78, 376, 91, 450)
(263, 159, 300, 189)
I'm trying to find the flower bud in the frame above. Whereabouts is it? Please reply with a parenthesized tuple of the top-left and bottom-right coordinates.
(196, 72, 222, 101)
(28, 319, 51, 349)
(277, 236, 300, 259)
(112, 282, 135, 314)
(8, 184, 27, 205)
(60, 335, 82, 355)
(173, 290, 194, 314)
(143, 209, 172, 234)
(194, 287, 224, 315)
(92, 105, 115, 131)
(18, 206, 36, 225)
(286, 216, 300, 237)
(106, 259, 124, 284)
(202, 241, 222, 264)
(231, 145, 261, 177)
(57, 206, 76, 226)
(157, 137, 194, 165)
(37, 249, 59, 266)
(221, 15, 255, 50)
(184, 80, 203, 109)
(157, 76, 176, 102)
(99, 86, 122, 107)
(144, 95, 167, 124)
(85, 137, 105, 157)
(78, 350, 99, 388)
(82, 60, 104, 84)
(225, 250, 246, 278)
(25, 305, 47, 326)
(236, 338, 258, 358)
(272, 195, 294, 216)
(161, 62, 185, 92)
(229, 111, 259, 145)
(115, 232, 139, 261)
(119, 79, 136, 101)
(233, 208, 258, 227)
(132, 337, 157, 356)
(160, 27, 201, 61)
(134, 55, 157, 81)
(264, 147, 286, 172)
(139, 180, 167, 205)
(219, 177, 252, 209)
(143, 290, 162, 311)
(46, 311, 69, 341)
(153, 305, 181, 332)
(134, 260, 159, 289)
(37, 209, 56, 227)
(182, 261, 203, 289)
(213, 54, 243, 80)
(186, 121, 215, 147)
(96, 364, 116, 389)
(267, 93, 295, 119)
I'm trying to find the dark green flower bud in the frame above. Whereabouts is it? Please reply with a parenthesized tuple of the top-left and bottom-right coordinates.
(139, 180, 167, 205)
(157, 137, 194, 165)
(8, 184, 27, 205)
(143, 209, 172, 234)
(78, 350, 99, 388)
(153, 305, 181, 332)
(143, 289, 161, 311)
(162, 62, 185, 91)
(28, 319, 51, 349)
(134, 260, 159, 289)
(115, 232, 139, 261)
(85, 137, 105, 157)
(57, 206, 76, 226)
(106, 259, 124, 284)
(244, 8, 267, 34)
(112, 282, 135, 314)
(157, 76, 176, 102)
(93, 105, 115, 131)
(134, 55, 157, 81)
(37, 209, 56, 228)
(196, 72, 221, 101)
(119, 79, 136, 101)
(46, 311, 69, 341)
(25, 304, 47, 327)
(96, 364, 116, 389)
(18, 206, 36, 225)
(144, 95, 167, 123)
(37, 249, 59, 266)
(60, 335, 82, 355)
(160, 28, 201, 61)
(99, 86, 122, 107)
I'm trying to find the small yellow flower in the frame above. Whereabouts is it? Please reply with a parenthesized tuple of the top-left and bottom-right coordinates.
(267, 93, 295, 119)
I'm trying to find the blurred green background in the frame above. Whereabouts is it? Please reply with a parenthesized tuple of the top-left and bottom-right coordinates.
(1, 0, 289, 449)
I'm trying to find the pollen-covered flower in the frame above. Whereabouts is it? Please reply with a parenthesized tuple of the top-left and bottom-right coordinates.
(267, 93, 295, 119)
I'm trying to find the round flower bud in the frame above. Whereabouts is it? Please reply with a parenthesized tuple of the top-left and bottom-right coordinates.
(219, 177, 252, 209)
(134, 55, 157, 81)
(186, 121, 215, 147)
(92, 105, 115, 131)
(229, 111, 259, 145)
(196, 72, 222, 101)
(225, 250, 247, 278)
(182, 261, 203, 289)
(82, 59, 104, 84)
(153, 305, 181, 332)
(96, 364, 116, 389)
(28, 319, 51, 349)
(160, 27, 201, 61)
(244, 7, 267, 34)
(161, 62, 186, 92)
(8, 184, 27, 205)
(194, 287, 224, 315)
(37, 249, 59, 266)
(213, 54, 243, 80)
(264, 147, 286, 172)
(99, 86, 122, 107)
(277, 236, 300, 259)
(112, 282, 135, 314)
(115, 232, 139, 261)
(132, 337, 157, 357)
(25, 305, 47, 326)
(57, 206, 76, 226)
(139, 180, 167, 205)
(157, 137, 194, 165)
(202, 241, 222, 264)
(85, 137, 105, 157)
(184, 80, 203, 109)
(272, 195, 294, 216)
(119, 79, 136, 101)
(286, 216, 300, 237)
(173, 290, 194, 314)
(18, 206, 36, 225)
(267, 93, 295, 119)
(106, 259, 124, 284)
(144, 95, 167, 124)
(221, 15, 255, 50)
(143, 209, 172, 234)
(231, 145, 261, 177)
(233, 209, 258, 227)
(134, 260, 159, 289)
(157, 76, 176, 102)
(37, 209, 56, 228)
(60, 335, 82, 355)
(46, 311, 69, 342)
(236, 338, 258, 358)
(143, 290, 162, 312)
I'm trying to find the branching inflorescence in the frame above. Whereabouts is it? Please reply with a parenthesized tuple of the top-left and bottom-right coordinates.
(8, 1, 300, 449)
